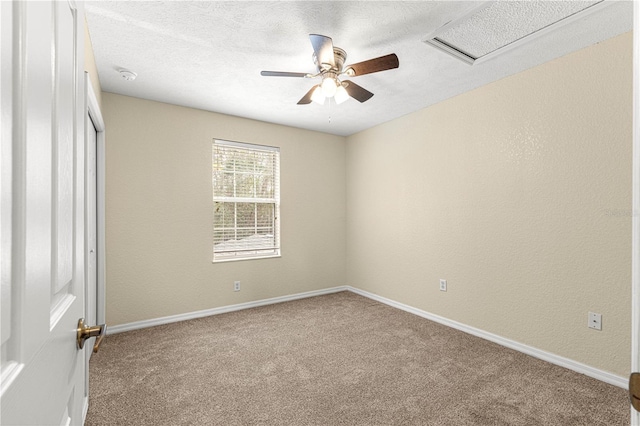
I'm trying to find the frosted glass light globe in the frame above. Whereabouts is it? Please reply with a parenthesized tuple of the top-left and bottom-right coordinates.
(311, 86, 325, 105)
(334, 85, 349, 104)
(321, 77, 338, 97)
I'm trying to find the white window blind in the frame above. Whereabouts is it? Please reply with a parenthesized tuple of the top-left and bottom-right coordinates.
(212, 140, 280, 261)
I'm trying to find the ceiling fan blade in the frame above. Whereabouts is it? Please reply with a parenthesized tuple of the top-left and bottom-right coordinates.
(309, 34, 335, 68)
(343, 80, 374, 103)
(297, 85, 320, 105)
(261, 71, 308, 78)
(345, 53, 399, 76)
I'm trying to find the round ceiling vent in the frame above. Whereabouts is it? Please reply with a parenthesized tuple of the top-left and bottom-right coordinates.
(118, 69, 137, 81)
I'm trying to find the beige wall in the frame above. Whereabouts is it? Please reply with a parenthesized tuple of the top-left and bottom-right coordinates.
(84, 17, 102, 109)
(346, 32, 633, 376)
(103, 93, 346, 326)
(104, 32, 632, 377)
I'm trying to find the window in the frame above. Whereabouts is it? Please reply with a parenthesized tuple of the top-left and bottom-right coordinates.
(212, 140, 280, 261)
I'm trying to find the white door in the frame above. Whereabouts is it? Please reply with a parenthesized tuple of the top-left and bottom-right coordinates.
(1, 1, 91, 424)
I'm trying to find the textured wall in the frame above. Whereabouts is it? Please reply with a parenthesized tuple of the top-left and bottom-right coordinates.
(346, 32, 632, 376)
(103, 93, 346, 326)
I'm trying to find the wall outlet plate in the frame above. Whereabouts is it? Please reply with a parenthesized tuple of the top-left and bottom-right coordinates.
(588, 312, 602, 330)
(439, 279, 447, 292)
(234, 281, 240, 292)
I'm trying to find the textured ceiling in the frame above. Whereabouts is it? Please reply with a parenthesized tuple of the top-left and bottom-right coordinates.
(85, 1, 632, 136)
(435, 0, 602, 58)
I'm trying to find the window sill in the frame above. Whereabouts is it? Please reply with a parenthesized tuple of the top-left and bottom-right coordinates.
(212, 254, 281, 263)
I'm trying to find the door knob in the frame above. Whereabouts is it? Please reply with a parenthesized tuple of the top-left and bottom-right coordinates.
(77, 318, 107, 353)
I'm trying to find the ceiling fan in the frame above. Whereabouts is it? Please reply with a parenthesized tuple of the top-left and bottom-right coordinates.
(260, 34, 399, 105)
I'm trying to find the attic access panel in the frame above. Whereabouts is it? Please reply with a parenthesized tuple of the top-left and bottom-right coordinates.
(423, 0, 608, 65)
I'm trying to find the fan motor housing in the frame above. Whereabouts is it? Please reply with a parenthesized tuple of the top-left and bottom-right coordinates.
(313, 47, 347, 73)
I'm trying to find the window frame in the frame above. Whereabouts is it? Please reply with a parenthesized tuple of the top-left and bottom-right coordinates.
(212, 139, 281, 262)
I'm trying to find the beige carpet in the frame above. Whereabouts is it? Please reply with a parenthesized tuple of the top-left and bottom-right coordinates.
(86, 291, 628, 425)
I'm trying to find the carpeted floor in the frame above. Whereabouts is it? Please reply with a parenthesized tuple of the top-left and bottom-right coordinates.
(86, 291, 629, 425)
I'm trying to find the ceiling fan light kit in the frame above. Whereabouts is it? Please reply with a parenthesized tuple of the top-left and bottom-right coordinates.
(261, 34, 399, 106)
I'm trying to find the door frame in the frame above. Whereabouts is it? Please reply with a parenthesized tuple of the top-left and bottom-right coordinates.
(82, 72, 105, 421)
(632, 0, 639, 424)
(84, 72, 106, 327)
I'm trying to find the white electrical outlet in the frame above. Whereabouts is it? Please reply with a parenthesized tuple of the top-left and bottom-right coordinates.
(234, 281, 240, 292)
(588, 312, 602, 330)
(439, 279, 447, 292)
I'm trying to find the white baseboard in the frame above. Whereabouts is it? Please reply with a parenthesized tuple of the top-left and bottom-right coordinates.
(346, 286, 628, 389)
(106, 284, 627, 389)
(107, 286, 348, 335)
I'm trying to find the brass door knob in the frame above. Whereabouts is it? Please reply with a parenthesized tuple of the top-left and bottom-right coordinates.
(77, 318, 107, 353)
